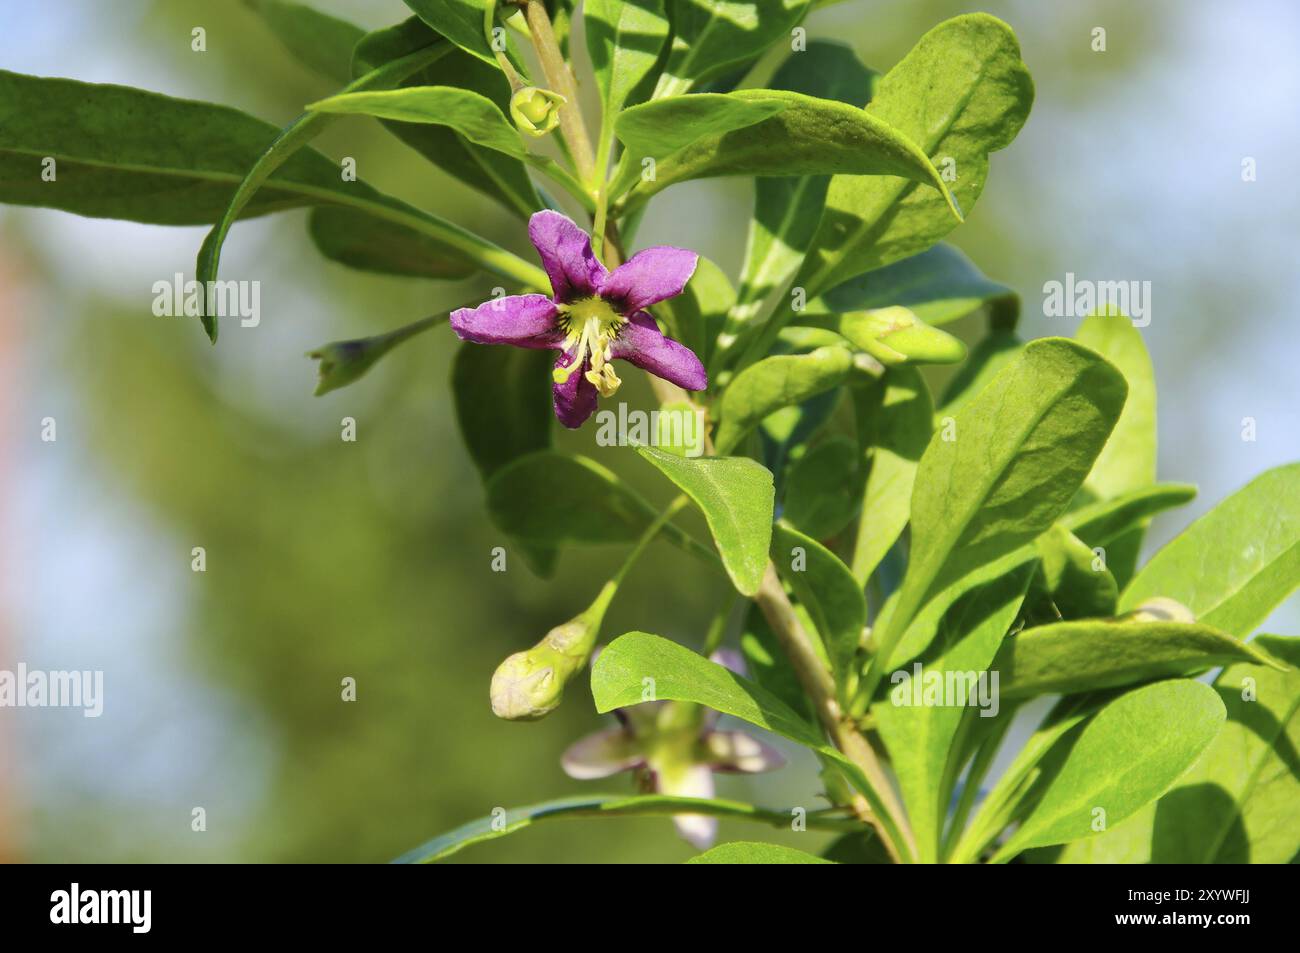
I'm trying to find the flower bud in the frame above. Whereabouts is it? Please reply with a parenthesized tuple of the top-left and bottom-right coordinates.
(510, 87, 566, 138)
(490, 583, 612, 720)
(1119, 597, 1196, 624)
(839, 307, 967, 367)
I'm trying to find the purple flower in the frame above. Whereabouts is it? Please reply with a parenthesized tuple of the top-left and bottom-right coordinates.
(450, 210, 707, 428)
(560, 650, 785, 849)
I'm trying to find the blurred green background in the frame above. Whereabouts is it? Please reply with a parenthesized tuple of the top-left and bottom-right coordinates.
(1, 0, 1296, 862)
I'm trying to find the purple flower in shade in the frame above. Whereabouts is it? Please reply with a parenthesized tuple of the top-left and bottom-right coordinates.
(560, 649, 785, 849)
(450, 210, 707, 428)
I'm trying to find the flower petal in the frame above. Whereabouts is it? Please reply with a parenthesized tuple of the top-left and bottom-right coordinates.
(528, 210, 607, 303)
(561, 729, 644, 780)
(599, 246, 698, 313)
(449, 294, 562, 348)
(701, 730, 786, 774)
(552, 353, 599, 428)
(611, 311, 707, 391)
(656, 765, 718, 850)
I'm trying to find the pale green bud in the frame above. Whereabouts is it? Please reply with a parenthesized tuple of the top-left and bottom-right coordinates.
(490, 583, 613, 721)
(838, 307, 967, 367)
(510, 87, 566, 138)
(1119, 597, 1196, 624)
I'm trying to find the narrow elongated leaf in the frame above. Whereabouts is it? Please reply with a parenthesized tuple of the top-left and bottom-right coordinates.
(307, 206, 475, 278)
(592, 630, 910, 854)
(616, 89, 959, 215)
(714, 346, 854, 455)
(723, 41, 877, 359)
(1076, 309, 1156, 499)
(782, 437, 860, 540)
(880, 483, 1198, 679)
(637, 446, 774, 595)
(877, 339, 1127, 666)
(353, 18, 542, 219)
(815, 244, 1018, 329)
(1119, 464, 1300, 637)
(244, 0, 364, 84)
(687, 841, 833, 864)
(995, 620, 1283, 700)
(453, 344, 553, 480)
(994, 680, 1225, 859)
(938, 329, 1022, 416)
(308, 86, 527, 158)
(655, 0, 811, 97)
(402, 0, 503, 65)
(850, 366, 932, 585)
(772, 522, 866, 686)
(740, 604, 812, 719)
(1048, 635, 1300, 864)
(585, 0, 670, 120)
(395, 793, 851, 862)
(486, 451, 706, 563)
(593, 632, 824, 746)
(875, 566, 1031, 860)
(1030, 524, 1118, 621)
(798, 14, 1033, 297)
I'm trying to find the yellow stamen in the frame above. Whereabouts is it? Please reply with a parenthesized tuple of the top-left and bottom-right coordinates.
(552, 297, 626, 394)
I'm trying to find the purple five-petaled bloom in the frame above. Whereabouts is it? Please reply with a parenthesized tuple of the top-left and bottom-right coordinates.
(450, 210, 708, 428)
(560, 649, 785, 850)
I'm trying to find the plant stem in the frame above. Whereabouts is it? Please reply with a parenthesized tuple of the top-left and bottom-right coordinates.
(522, 0, 596, 187)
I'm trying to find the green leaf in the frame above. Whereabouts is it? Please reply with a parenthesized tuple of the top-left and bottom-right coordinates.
(637, 446, 775, 596)
(395, 792, 854, 862)
(585, 0, 670, 120)
(815, 243, 1019, 329)
(484, 450, 716, 575)
(874, 339, 1127, 672)
(802, 308, 966, 367)
(740, 604, 812, 719)
(772, 522, 866, 687)
(714, 346, 854, 455)
(593, 631, 911, 856)
(615, 89, 960, 216)
(308, 86, 527, 158)
(1048, 635, 1300, 864)
(938, 329, 1022, 416)
(1075, 309, 1156, 498)
(1119, 464, 1300, 637)
(1065, 483, 1198, 549)
(244, 0, 364, 84)
(723, 41, 877, 360)
(402, 0, 503, 65)
(876, 482, 1198, 684)
(307, 207, 475, 278)
(1032, 524, 1118, 621)
(593, 631, 824, 746)
(782, 437, 860, 540)
(655, 0, 811, 97)
(798, 14, 1033, 297)
(993, 679, 1226, 859)
(875, 566, 1032, 861)
(995, 620, 1283, 701)
(353, 18, 542, 219)
(453, 344, 553, 480)
(687, 841, 833, 864)
(850, 366, 932, 585)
